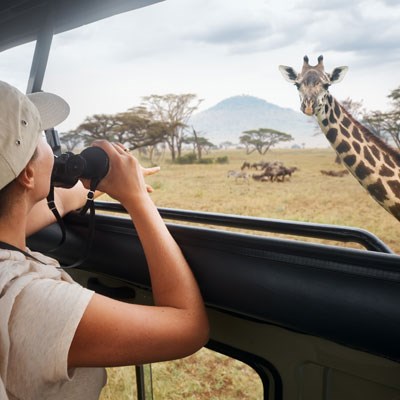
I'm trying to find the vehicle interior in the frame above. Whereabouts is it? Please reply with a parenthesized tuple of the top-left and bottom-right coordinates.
(2, 1, 400, 399)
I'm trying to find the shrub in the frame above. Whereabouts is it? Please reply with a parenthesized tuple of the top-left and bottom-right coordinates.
(197, 158, 214, 164)
(215, 156, 229, 164)
(175, 153, 197, 164)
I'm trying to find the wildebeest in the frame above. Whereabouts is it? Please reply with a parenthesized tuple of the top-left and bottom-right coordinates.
(320, 169, 349, 177)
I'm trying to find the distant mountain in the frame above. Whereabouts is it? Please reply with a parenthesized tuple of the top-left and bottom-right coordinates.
(189, 95, 328, 148)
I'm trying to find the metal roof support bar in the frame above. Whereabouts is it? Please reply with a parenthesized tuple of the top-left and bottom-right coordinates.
(26, 12, 54, 94)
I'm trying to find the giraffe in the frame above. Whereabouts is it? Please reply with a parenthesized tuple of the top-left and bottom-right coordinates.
(279, 55, 400, 222)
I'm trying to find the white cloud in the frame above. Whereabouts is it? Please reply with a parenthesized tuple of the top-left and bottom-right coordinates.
(0, 0, 399, 136)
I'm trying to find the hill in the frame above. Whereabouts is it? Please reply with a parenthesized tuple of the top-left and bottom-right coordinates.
(189, 95, 328, 148)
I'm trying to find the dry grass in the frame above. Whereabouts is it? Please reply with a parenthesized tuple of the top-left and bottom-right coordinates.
(100, 348, 264, 400)
(99, 147, 399, 399)
(152, 349, 263, 400)
(143, 147, 399, 252)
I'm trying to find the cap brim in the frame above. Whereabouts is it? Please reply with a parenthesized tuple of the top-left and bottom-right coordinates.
(27, 92, 70, 130)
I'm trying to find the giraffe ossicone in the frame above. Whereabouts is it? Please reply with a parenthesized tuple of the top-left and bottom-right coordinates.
(279, 55, 400, 222)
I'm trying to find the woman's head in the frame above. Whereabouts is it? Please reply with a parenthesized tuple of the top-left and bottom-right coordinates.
(0, 81, 70, 191)
(0, 81, 70, 213)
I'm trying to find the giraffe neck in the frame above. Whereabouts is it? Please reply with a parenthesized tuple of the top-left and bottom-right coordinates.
(315, 94, 400, 221)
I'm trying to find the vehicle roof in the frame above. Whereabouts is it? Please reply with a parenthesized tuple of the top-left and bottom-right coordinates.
(0, 0, 164, 52)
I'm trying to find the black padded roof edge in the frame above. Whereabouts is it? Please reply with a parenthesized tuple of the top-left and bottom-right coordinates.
(0, 0, 164, 53)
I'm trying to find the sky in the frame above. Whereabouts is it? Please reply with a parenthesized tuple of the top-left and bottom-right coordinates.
(1, 0, 400, 138)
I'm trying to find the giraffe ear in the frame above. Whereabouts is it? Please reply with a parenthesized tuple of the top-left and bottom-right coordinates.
(279, 65, 298, 83)
(329, 66, 348, 84)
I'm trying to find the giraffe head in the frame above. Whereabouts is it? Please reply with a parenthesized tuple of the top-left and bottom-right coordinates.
(279, 55, 348, 116)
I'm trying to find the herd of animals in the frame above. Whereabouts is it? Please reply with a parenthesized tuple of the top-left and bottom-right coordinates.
(227, 55, 400, 223)
(227, 161, 348, 183)
(227, 161, 299, 183)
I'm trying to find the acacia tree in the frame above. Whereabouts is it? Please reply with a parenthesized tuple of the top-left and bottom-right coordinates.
(363, 86, 400, 149)
(59, 130, 83, 152)
(141, 94, 203, 161)
(341, 97, 365, 120)
(75, 114, 120, 146)
(115, 107, 170, 150)
(219, 141, 234, 150)
(386, 88, 400, 148)
(185, 128, 214, 160)
(74, 108, 168, 151)
(362, 111, 389, 141)
(145, 142, 167, 164)
(239, 128, 293, 155)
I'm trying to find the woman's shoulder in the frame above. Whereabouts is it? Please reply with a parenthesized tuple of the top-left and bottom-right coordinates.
(0, 248, 74, 295)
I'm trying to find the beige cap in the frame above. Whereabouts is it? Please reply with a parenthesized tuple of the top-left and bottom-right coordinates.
(0, 81, 70, 189)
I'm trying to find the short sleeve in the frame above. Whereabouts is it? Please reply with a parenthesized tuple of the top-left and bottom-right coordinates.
(7, 278, 94, 393)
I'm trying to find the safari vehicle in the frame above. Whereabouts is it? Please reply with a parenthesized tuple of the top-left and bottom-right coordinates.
(2, 1, 400, 399)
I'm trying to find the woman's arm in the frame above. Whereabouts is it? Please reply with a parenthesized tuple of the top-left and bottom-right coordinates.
(68, 141, 209, 368)
(26, 182, 102, 237)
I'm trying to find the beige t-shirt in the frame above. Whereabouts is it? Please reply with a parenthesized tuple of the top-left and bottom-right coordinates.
(0, 248, 107, 399)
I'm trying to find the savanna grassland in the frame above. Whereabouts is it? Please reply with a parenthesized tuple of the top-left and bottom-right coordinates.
(143, 147, 398, 252)
(99, 147, 399, 400)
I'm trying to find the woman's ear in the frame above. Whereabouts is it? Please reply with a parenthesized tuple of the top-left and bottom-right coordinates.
(16, 162, 35, 190)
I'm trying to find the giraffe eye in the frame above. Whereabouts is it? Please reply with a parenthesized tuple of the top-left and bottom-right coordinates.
(323, 83, 330, 90)
(294, 82, 300, 89)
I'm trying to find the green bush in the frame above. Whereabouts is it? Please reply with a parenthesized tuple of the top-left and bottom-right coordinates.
(215, 156, 229, 164)
(175, 153, 197, 164)
(197, 158, 214, 164)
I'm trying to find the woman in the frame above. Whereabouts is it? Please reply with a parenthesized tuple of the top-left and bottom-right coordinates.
(0, 81, 209, 399)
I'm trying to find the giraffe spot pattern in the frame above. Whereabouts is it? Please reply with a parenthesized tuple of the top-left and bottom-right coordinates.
(342, 116, 351, 128)
(355, 161, 374, 180)
(326, 128, 338, 144)
(383, 153, 396, 169)
(360, 125, 371, 136)
(370, 145, 381, 160)
(367, 179, 389, 202)
(352, 126, 363, 142)
(340, 125, 350, 138)
(336, 140, 351, 154)
(320, 95, 400, 221)
(363, 147, 376, 167)
(387, 180, 400, 197)
(379, 165, 395, 177)
(343, 155, 356, 166)
(334, 102, 341, 119)
(388, 203, 400, 220)
(352, 141, 361, 154)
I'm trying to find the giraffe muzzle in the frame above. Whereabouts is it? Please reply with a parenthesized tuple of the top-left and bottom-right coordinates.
(302, 99, 314, 116)
(304, 108, 313, 116)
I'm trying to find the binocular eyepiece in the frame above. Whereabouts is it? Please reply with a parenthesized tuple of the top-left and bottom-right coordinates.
(51, 147, 110, 188)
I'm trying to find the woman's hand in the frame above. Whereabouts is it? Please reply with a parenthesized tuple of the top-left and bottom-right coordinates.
(82, 141, 160, 207)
